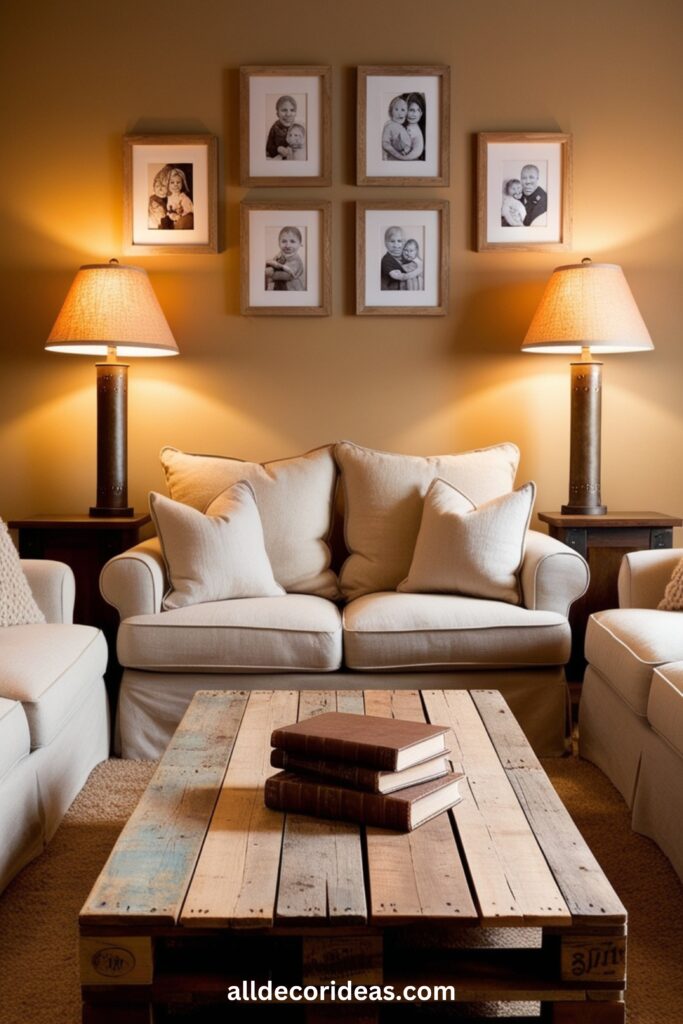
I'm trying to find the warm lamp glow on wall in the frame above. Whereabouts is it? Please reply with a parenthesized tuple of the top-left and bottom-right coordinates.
(522, 259, 653, 515)
(46, 260, 178, 516)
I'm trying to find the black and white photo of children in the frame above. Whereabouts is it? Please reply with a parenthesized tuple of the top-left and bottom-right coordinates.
(147, 163, 194, 230)
(381, 92, 426, 162)
(380, 224, 425, 291)
(265, 93, 307, 161)
(264, 225, 307, 291)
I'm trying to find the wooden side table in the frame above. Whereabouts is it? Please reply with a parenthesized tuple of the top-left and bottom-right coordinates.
(538, 511, 682, 681)
(9, 513, 152, 720)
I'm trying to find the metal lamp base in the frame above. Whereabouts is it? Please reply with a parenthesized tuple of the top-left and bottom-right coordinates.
(90, 360, 134, 519)
(564, 357, 608, 516)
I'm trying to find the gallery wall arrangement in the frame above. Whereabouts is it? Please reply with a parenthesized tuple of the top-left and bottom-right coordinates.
(2, 0, 681, 533)
(122, 66, 572, 319)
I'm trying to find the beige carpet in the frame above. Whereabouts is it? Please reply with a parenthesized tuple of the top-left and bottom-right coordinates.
(0, 755, 681, 1023)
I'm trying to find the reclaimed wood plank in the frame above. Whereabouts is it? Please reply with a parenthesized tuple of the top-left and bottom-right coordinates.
(422, 689, 571, 928)
(473, 690, 627, 927)
(302, 935, 383, 985)
(80, 690, 248, 927)
(470, 690, 544, 770)
(80, 937, 153, 986)
(180, 689, 299, 928)
(364, 690, 478, 926)
(276, 691, 367, 926)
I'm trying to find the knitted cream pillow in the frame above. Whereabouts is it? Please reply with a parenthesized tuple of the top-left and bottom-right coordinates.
(658, 558, 683, 611)
(0, 519, 45, 627)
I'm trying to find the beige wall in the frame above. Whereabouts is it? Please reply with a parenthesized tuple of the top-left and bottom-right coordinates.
(2, 0, 682, 540)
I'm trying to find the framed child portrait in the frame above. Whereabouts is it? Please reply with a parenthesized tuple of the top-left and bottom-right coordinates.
(356, 200, 449, 316)
(240, 66, 332, 187)
(357, 66, 450, 186)
(123, 134, 218, 254)
(241, 201, 331, 316)
(477, 132, 573, 251)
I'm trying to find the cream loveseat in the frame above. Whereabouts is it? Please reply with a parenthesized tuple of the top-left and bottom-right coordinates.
(0, 559, 109, 893)
(101, 441, 589, 760)
(580, 548, 683, 880)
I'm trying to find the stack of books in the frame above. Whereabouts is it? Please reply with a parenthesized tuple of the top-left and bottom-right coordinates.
(264, 711, 463, 831)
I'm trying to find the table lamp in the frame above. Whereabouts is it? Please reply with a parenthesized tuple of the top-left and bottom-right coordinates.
(522, 258, 653, 515)
(46, 259, 179, 517)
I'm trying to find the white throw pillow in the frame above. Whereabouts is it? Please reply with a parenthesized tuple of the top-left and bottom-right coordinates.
(659, 558, 683, 611)
(0, 519, 45, 627)
(149, 483, 284, 611)
(160, 445, 338, 599)
(335, 440, 520, 600)
(398, 478, 536, 605)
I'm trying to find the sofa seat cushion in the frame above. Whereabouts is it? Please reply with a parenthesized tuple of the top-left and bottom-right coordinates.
(647, 662, 683, 757)
(0, 697, 30, 783)
(118, 595, 343, 673)
(342, 592, 570, 670)
(0, 625, 107, 748)
(586, 609, 683, 716)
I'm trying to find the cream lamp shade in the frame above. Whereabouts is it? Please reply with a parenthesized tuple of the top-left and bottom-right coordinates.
(45, 260, 178, 517)
(521, 259, 653, 516)
(46, 261, 178, 357)
(522, 261, 653, 355)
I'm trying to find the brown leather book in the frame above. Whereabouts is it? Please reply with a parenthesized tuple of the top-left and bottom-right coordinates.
(270, 712, 450, 771)
(270, 748, 451, 794)
(264, 770, 464, 831)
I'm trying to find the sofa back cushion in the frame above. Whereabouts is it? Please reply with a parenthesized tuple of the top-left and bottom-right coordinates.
(335, 441, 520, 600)
(160, 445, 339, 599)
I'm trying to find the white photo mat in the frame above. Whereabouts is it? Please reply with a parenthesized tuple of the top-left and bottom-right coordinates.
(248, 208, 322, 308)
(485, 141, 563, 244)
(365, 75, 441, 179)
(249, 75, 322, 178)
(131, 143, 210, 245)
(364, 208, 440, 307)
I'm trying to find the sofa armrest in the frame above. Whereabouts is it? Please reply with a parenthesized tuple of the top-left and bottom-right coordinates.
(21, 559, 75, 624)
(520, 529, 589, 616)
(618, 548, 683, 609)
(100, 537, 167, 621)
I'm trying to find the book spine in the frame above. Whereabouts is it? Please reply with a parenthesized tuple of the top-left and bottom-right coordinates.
(264, 776, 410, 830)
(269, 730, 397, 770)
(270, 750, 381, 792)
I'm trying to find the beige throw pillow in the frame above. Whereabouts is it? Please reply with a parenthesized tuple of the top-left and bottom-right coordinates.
(149, 483, 284, 611)
(335, 441, 520, 600)
(659, 558, 683, 610)
(398, 478, 536, 605)
(0, 519, 45, 627)
(160, 445, 338, 599)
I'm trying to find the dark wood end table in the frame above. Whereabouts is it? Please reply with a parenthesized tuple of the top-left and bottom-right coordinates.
(538, 510, 682, 682)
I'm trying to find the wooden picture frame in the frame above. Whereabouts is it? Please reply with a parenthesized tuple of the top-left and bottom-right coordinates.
(356, 200, 449, 316)
(241, 201, 331, 316)
(123, 134, 218, 254)
(357, 66, 450, 186)
(477, 132, 572, 251)
(240, 66, 332, 187)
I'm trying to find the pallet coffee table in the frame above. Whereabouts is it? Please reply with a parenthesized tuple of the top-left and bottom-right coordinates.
(80, 689, 627, 1022)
